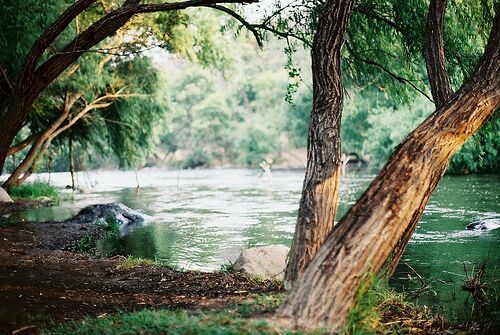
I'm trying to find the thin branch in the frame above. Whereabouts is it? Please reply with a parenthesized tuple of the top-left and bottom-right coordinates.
(355, 6, 404, 34)
(134, 0, 258, 14)
(206, 5, 263, 47)
(346, 43, 434, 102)
(0, 67, 13, 96)
(252, 24, 312, 47)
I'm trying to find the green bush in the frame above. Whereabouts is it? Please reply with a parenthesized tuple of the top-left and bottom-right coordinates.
(182, 148, 211, 169)
(9, 181, 58, 200)
(448, 111, 499, 174)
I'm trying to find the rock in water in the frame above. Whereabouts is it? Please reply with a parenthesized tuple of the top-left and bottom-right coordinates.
(71, 203, 151, 226)
(234, 245, 289, 280)
(466, 217, 500, 231)
(0, 188, 13, 203)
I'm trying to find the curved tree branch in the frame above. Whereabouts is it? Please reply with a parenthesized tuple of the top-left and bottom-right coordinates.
(206, 5, 264, 47)
(7, 132, 40, 157)
(19, 0, 96, 88)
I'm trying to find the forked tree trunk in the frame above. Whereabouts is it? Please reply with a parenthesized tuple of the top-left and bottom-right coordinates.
(2, 93, 79, 190)
(278, 11, 500, 331)
(284, 0, 355, 286)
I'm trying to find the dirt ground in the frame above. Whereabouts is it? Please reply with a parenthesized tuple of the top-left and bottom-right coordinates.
(0, 202, 282, 335)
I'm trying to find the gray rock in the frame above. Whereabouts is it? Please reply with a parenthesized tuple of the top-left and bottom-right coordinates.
(70, 203, 151, 227)
(234, 245, 289, 281)
(0, 188, 13, 203)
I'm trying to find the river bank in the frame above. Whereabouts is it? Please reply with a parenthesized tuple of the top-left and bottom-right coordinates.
(1, 169, 498, 333)
(0, 214, 282, 334)
(0, 203, 486, 334)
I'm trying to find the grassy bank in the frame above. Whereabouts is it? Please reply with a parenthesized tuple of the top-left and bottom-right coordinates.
(43, 281, 450, 335)
(8, 181, 59, 200)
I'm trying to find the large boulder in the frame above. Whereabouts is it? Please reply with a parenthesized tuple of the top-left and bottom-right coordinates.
(234, 245, 289, 281)
(0, 188, 13, 203)
(70, 203, 151, 225)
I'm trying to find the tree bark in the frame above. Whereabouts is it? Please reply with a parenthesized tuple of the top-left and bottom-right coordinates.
(278, 10, 500, 331)
(284, 0, 355, 286)
(388, 0, 455, 274)
(425, 0, 453, 108)
(69, 137, 76, 190)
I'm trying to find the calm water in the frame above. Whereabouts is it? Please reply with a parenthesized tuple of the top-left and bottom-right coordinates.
(2, 169, 499, 324)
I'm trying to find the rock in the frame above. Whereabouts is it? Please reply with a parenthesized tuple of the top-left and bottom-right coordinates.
(234, 245, 289, 280)
(70, 203, 151, 226)
(0, 188, 13, 203)
(466, 217, 500, 231)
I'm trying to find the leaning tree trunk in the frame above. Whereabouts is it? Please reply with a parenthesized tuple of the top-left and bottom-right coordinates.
(389, 0, 454, 273)
(278, 10, 500, 331)
(284, 0, 355, 286)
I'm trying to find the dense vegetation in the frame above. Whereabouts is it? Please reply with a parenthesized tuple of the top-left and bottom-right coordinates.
(1, 2, 497, 178)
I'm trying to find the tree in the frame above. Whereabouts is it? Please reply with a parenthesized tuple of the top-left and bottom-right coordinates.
(278, 0, 497, 285)
(283, 0, 354, 285)
(277, 0, 500, 331)
(0, 0, 258, 174)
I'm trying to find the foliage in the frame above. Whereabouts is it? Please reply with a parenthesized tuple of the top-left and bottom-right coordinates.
(115, 256, 157, 271)
(42, 287, 450, 335)
(65, 217, 120, 254)
(43, 295, 323, 335)
(158, 35, 293, 168)
(284, 88, 312, 148)
(448, 111, 500, 174)
(256, 0, 496, 103)
(8, 181, 58, 200)
(2, 1, 497, 175)
(346, 274, 448, 335)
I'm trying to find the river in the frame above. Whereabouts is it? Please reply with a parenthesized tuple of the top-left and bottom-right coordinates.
(2, 169, 499, 325)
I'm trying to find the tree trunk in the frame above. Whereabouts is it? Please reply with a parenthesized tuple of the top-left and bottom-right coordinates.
(2, 93, 78, 190)
(424, 0, 453, 108)
(278, 10, 500, 331)
(69, 137, 76, 190)
(389, 0, 454, 274)
(284, 0, 355, 286)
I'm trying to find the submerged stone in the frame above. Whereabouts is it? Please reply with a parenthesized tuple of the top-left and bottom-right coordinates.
(466, 217, 500, 231)
(234, 245, 289, 281)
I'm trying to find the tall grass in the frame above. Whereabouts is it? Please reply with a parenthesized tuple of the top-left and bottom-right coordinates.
(9, 181, 59, 200)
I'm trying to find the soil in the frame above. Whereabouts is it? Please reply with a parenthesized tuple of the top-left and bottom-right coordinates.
(0, 208, 282, 335)
(0, 199, 50, 217)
